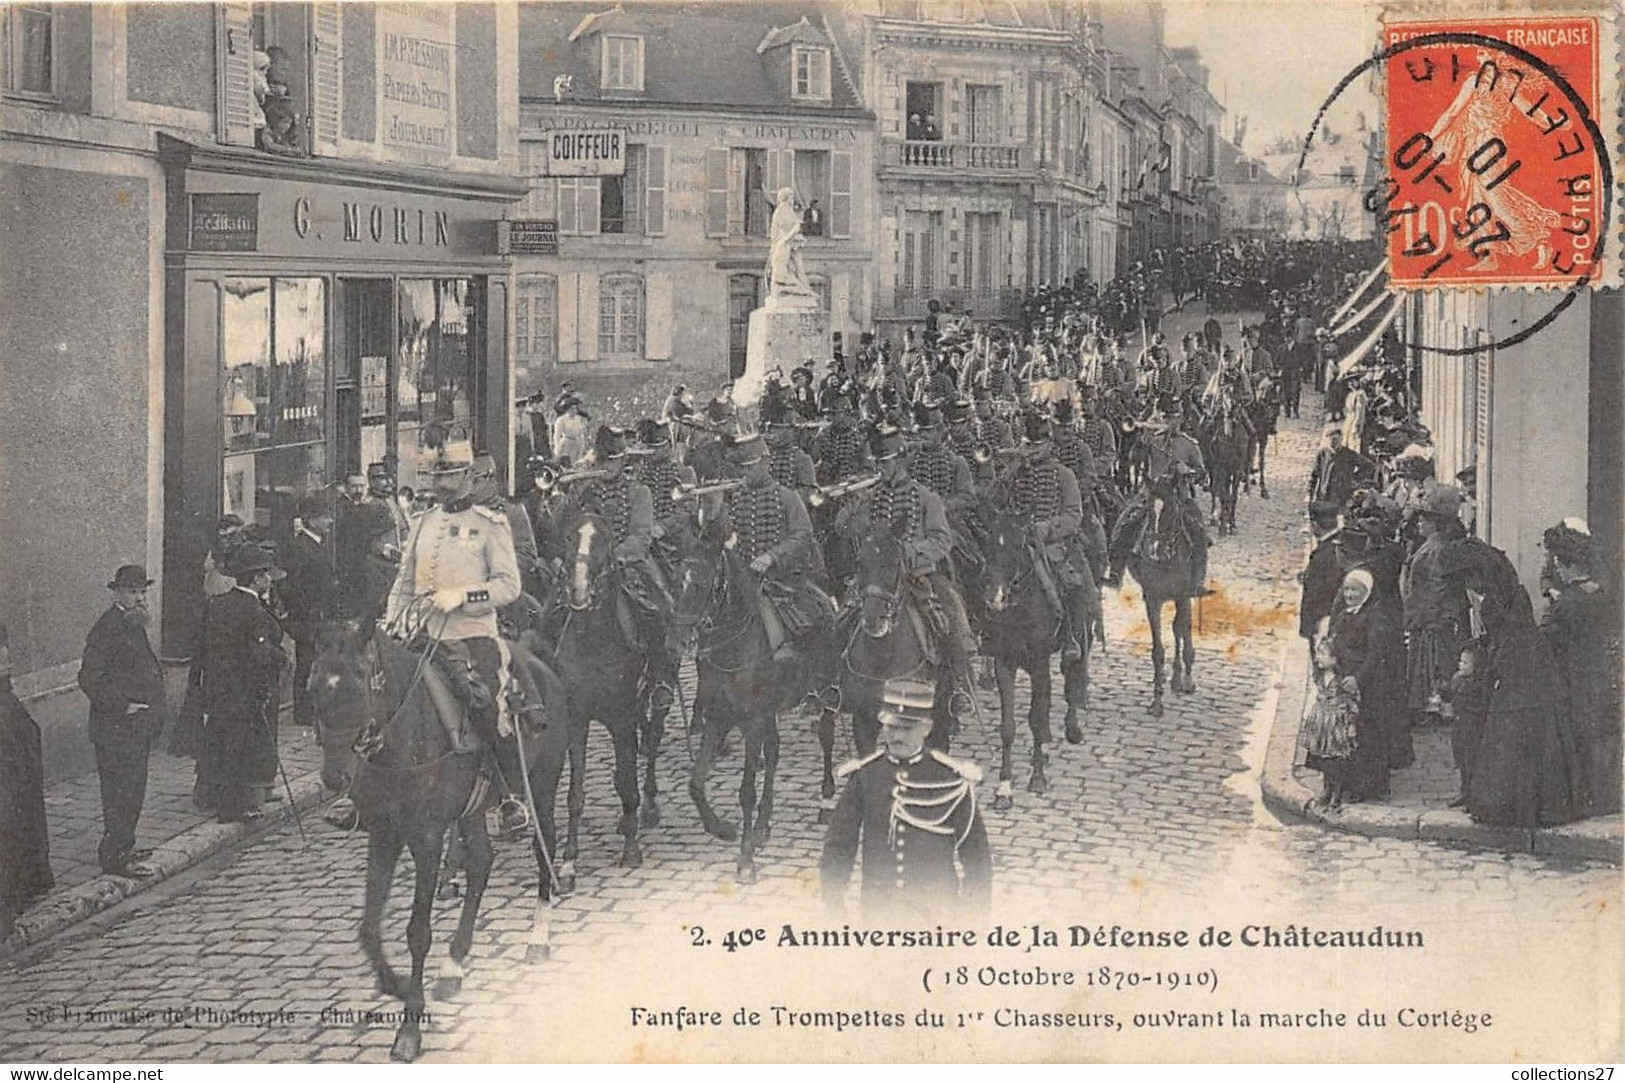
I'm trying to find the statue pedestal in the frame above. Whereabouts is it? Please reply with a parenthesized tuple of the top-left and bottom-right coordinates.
(733, 294, 830, 409)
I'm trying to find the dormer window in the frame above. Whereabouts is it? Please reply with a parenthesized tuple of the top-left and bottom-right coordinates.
(791, 45, 829, 101)
(602, 33, 643, 92)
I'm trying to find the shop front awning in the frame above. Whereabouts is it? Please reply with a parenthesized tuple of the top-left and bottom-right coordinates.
(1336, 294, 1403, 377)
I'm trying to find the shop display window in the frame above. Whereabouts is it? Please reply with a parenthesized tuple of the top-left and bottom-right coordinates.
(396, 278, 476, 494)
(220, 276, 327, 534)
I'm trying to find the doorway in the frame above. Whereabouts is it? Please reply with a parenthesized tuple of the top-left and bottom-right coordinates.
(728, 273, 760, 379)
(336, 278, 395, 481)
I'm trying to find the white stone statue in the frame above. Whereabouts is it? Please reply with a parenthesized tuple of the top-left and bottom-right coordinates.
(764, 186, 817, 306)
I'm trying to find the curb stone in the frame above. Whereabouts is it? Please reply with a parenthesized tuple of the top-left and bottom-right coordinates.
(1260, 633, 1622, 866)
(1, 769, 331, 962)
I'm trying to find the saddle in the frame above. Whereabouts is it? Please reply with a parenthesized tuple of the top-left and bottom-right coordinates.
(1126, 496, 1194, 565)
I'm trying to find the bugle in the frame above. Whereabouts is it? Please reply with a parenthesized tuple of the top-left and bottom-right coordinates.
(671, 478, 747, 502)
(553, 467, 612, 488)
(806, 473, 880, 508)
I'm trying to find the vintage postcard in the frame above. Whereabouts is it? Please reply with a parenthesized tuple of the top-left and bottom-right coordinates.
(0, 0, 1619, 1067)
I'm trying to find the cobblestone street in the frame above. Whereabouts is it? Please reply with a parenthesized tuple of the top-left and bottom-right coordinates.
(1, 310, 1617, 1064)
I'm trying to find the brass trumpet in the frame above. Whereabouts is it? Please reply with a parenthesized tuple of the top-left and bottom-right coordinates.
(806, 473, 880, 508)
(671, 478, 747, 502)
(551, 467, 612, 488)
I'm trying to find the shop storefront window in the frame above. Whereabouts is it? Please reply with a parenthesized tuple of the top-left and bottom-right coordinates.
(220, 276, 327, 533)
(397, 278, 476, 494)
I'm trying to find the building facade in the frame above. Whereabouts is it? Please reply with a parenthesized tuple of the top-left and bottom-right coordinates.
(1, 2, 522, 774)
(513, 2, 876, 414)
(1403, 289, 1623, 600)
(849, 0, 1113, 325)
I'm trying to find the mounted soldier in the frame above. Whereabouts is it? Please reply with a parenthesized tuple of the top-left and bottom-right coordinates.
(944, 398, 996, 491)
(762, 393, 817, 502)
(1050, 399, 1110, 584)
(987, 412, 1093, 665)
(559, 426, 677, 714)
(833, 423, 977, 696)
(707, 432, 832, 664)
(812, 395, 870, 485)
(1105, 402, 1212, 597)
(382, 447, 530, 835)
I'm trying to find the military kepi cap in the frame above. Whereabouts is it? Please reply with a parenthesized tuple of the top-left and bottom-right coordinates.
(725, 432, 766, 465)
(108, 564, 154, 590)
(879, 678, 935, 728)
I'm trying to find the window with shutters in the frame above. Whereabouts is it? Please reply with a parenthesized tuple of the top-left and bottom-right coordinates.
(732, 147, 769, 239)
(829, 150, 852, 239)
(643, 145, 666, 235)
(598, 274, 644, 359)
(791, 45, 829, 101)
(557, 177, 600, 235)
(216, 2, 313, 153)
(1, 4, 56, 100)
(794, 150, 830, 236)
(601, 34, 643, 92)
(515, 274, 558, 367)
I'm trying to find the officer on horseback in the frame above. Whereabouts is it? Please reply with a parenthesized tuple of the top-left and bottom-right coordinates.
(1104, 402, 1212, 597)
(988, 412, 1093, 665)
(564, 426, 678, 712)
(711, 432, 831, 664)
(383, 447, 531, 835)
(834, 424, 977, 695)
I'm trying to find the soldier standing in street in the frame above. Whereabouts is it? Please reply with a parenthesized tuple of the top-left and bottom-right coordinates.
(821, 677, 991, 921)
(78, 565, 168, 876)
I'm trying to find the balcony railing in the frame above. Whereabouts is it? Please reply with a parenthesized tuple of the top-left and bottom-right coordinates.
(884, 287, 1023, 322)
(888, 140, 1027, 172)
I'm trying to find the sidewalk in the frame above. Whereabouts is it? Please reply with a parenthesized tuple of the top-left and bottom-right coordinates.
(2, 718, 331, 960)
(1262, 634, 1623, 865)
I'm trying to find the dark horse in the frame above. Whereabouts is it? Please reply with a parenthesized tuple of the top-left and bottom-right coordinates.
(1244, 376, 1280, 499)
(1120, 483, 1202, 716)
(838, 522, 958, 761)
(309, 619, 568, 1061)
(533, 513, 651, 885)
(668, 526, 840, 882)
(1201, 392, 1253, 537)
(976, 506, 1096, 809)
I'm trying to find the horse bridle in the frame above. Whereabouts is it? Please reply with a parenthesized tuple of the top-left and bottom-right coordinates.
(673, 551, 761, 672)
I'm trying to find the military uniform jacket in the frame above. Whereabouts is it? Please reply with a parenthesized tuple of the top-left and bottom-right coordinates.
(836, 477, 954, 575)
(995, 453, 1084, 546)
(713, 477, 815, 574)
(821, 749, 992, 915)
(198, 587, 287, 722)
(908, 442, 977, 517)
(563, 470, 656, 560)
(79, 605, 168, 724)
(1144, 431, 1207, 489)
(385, 500, 522, 642)
(487, 498, 542, 587)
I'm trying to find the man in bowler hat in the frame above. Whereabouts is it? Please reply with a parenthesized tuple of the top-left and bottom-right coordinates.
(78, 565, 168, 877)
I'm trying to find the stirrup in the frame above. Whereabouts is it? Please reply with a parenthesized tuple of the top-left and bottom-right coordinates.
(947, 688, 975, 719)
(498, 797, 532, 835)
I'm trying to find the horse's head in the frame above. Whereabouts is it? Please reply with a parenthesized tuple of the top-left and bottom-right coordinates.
(852, 518, 907, 638)
(979, 507, 1032, 615)
(667, 526, 734, 652)
(563, 512, 614, 611)
(308, 619, 375, 794)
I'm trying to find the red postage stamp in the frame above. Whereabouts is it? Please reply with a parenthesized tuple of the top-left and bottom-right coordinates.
(1379, 14, 1615, 288)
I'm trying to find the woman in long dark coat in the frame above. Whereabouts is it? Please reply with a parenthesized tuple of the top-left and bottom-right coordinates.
(1, 623, 54, 939)
(1438, 537, 1588, 827)
(1540, 520, 1621, 816)
(1326, 568, 1403, 801)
